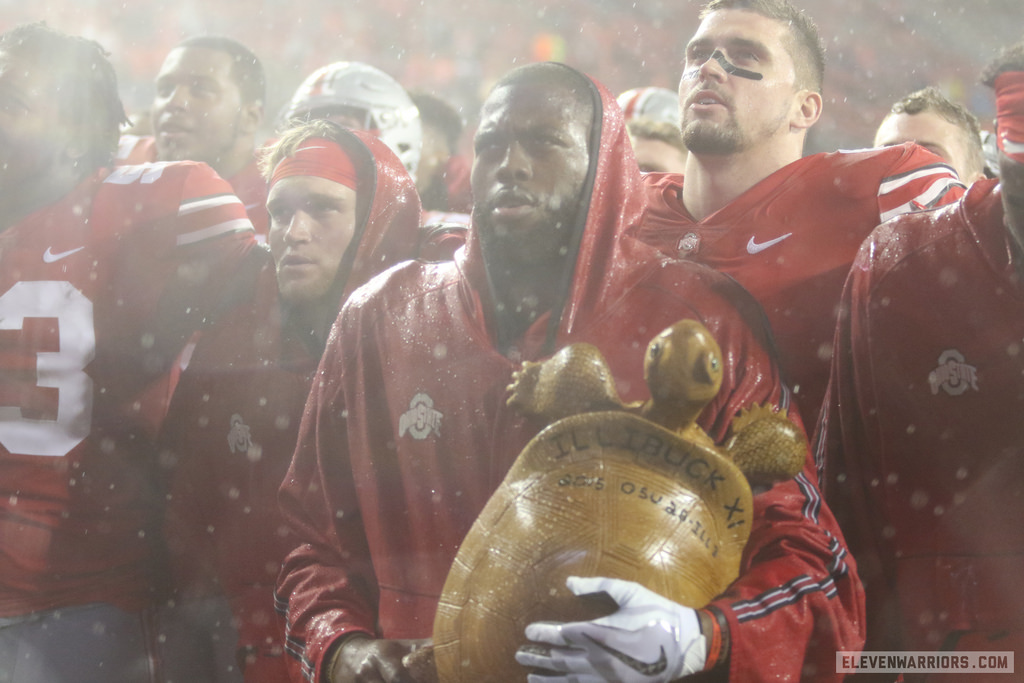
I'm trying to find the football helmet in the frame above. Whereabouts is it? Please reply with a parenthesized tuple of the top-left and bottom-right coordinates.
(278, 62, 422, 179)
(616, 86, 680, 126)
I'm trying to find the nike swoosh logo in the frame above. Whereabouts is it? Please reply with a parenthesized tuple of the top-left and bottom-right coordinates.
(746, 232, 792, 254)
(583, 634, 668, 675)
(43, 246, 86, 263)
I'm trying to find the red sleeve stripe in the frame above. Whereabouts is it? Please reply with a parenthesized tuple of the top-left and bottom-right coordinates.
(176, 218, 254, 246)
(178, 193, 245, 216)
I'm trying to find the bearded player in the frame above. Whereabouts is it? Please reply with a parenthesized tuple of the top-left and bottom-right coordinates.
(276, 62, 861, 683)
(117, 36, 269, 238)
(636, 0, 966, 424)
(0, 23, 256, 682)
(818, 40, 1024, 681)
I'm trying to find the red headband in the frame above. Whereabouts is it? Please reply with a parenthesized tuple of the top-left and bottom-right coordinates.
(995, 71, 1024, 164)
(270, 137, 359, 189)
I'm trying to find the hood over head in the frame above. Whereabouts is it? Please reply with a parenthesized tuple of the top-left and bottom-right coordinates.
(337, 128, 423, 298)
(459, 62, 651, 356)
(268, 125, 423, 303)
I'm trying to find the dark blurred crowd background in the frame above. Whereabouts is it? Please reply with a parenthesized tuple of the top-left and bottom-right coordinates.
(2, 0, 1020, 154)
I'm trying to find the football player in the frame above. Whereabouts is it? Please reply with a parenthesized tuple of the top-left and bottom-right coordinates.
(818, 39, 1024, 681)
(636, 0, 966, 424)
(275, 61, 862, 683)
(874, 85, 988, 184)
(117, 36, 269, 238)
(0, 23, 257, 682)
(156, 120, 422, 683)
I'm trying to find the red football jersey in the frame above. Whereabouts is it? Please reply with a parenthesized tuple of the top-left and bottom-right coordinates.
(818, 178, 1024, 668)
(0, 162, 256, 616)
(636, 144, 965, 423)
(117, 134, 270, 239)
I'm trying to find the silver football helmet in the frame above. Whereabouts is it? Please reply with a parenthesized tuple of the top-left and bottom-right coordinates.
(278, 61, 422, 180)
(617, 87, 681, 127)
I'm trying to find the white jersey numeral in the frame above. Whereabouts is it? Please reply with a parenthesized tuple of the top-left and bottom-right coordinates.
(0, 281, 95, 457)
(103, 162, 171, 185)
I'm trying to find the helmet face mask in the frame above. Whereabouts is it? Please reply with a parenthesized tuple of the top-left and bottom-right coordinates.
(279, 62, 423, 179)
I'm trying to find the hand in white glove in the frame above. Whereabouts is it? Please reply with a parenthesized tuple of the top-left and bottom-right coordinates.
(515, 576, 707, 683)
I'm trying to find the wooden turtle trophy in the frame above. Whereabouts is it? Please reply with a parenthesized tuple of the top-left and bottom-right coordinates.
(427, 319, 806, 683)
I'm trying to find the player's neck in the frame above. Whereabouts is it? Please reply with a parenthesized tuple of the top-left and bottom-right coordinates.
(210, 141, 255, 182)
(0, 165, 87, 232)
(488, 258, 565, 354)
(681, 145, 800, 221)
(285, 297, 337, 356)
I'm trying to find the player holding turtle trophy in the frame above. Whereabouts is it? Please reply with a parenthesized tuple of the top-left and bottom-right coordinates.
(276, 61, 861, 683)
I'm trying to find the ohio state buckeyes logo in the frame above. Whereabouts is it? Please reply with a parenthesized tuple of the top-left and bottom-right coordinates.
(228, 413, 255, 453)
(399, 393, 443, 440)
(928, 349, 979, 396)
(677, 232, 700, 254)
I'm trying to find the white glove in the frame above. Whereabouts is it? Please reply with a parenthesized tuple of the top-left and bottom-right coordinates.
(515, 576, 707, 683)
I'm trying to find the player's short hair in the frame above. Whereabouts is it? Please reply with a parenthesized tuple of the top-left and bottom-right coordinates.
(627, 118, 688, 156)
(889, 86, 984, 163)
(260, 118, 372, 226)
(410, 91, 464, 154)
(700, 0, 825, 93)
(980, 39, 1024, 88)
(0, 22, 128, 170)
(490, 62, 596, 126)
(175, 35, 265, 105)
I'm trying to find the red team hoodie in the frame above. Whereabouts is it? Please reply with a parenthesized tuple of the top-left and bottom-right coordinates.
(158, 130, 423, 682)
(818, 178, 1024, 679)
(276, 66, 864, 683)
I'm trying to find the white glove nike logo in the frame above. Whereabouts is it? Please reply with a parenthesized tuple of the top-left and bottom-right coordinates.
(746, 233, 792, 254)
(583, 634, 669, 675)
(43, 246, 86, 263)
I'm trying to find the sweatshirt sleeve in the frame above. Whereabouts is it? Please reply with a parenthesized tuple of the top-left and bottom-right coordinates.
(275, 325, 379, 683)
(697, 282, 866, 682)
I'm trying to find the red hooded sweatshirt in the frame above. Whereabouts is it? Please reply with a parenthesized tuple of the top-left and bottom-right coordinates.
(158, 130, 422, 683)
(276, 65, 863, 683)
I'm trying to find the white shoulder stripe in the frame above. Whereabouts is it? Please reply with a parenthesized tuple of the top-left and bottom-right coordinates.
(178, 193, 244, 216)
(878, 179, 961, 223)
(878, 165, 956, 195)
(176, 218, 254, 246)
(1004, 138, 1024, 155)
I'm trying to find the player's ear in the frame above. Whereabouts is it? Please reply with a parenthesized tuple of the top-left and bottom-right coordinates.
(238, 99, 264, 136)
(790, 89, 822, 132)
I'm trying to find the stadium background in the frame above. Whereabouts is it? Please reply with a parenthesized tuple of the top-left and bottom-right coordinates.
(2, 0, 1020, 154)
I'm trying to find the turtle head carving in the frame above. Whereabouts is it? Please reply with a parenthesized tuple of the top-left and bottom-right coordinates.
(642, 319, 723, 430)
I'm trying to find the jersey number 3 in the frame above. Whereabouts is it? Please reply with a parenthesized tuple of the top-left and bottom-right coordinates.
(0, 281, 95, 457)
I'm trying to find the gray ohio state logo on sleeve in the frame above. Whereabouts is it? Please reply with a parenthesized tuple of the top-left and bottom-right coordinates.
(399, 393, 443, 440)
(228, 413, 254, 453)
(928, 349, 979, 396)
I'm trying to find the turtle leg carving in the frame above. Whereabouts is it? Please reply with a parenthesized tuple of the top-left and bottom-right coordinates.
(724, 405, 807, 488)
(506, 343, 628, 426)
(507, 359, 544, 415)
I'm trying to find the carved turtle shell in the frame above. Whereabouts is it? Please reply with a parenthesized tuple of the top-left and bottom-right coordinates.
(433, 411, 753, 683)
